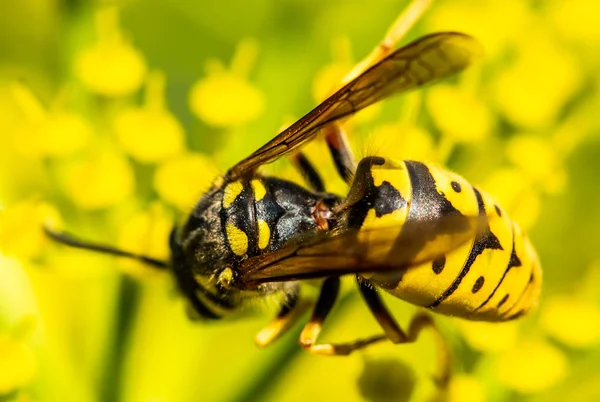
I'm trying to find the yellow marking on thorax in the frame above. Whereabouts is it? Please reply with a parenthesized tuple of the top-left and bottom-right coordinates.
(223, 181, 244, 208)
(225, 222, 248, 256)
(251, 179, 267, 201)
(257, 219, 270, 250)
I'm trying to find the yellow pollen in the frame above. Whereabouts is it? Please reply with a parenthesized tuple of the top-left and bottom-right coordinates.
(223, 181, 244, 208)
(251, 179, 267, 201)
(225, 223, 248, 256)
(257, 219, 271, 250)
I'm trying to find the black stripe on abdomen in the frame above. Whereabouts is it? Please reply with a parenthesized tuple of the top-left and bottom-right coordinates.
(393, 161, 470, 265)
(428, 187, 503, 308)
(473, 224, 522, 312)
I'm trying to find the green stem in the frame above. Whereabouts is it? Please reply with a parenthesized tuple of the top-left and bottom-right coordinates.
(101, 274, 140, 402)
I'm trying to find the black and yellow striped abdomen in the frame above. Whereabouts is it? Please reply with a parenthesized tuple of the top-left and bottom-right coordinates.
(346, 158, 541, 322)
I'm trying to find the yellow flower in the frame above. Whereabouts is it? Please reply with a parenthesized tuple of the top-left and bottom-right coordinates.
(117, 203, 172, 276)
(492, 33, 582, 129)
(114, 108, 184, 163)
(0, 200, 61, 259)
(36, 112, 92, 157)
(481, 168, 541, 230)
(0, 316, 38, 395)
(75, 38, 147, 97)
(369, 123, 434, 161)
(549, 0, 600, 43)
(426, 1, 531, 55)
(74, 7, 147, 97)
(312, 62, 352, 102)
(506, 134, 567, 195)
(189, 39, 265, 128)
(114, 72, 185, 163)
(427, 85, 494, 143)
(10, 84, 91, 158)
(0, 257, 39, 325)
(457, 320, 519, 353)
(154, 153, 220, 211)
(0, 333, 37, 394)
(509, 191, 541, 232)
(16, 112, 92, 158)
(311, 37, 353, 101)
(541, 296, 600, 349)
(57, 148, 135, 210)
(189, 72, 265, 128)
(496, 340, 568, 393)
(447, 375, 485, 402)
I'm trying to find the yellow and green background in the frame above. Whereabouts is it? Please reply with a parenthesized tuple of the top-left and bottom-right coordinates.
(1, 0, 600, 401)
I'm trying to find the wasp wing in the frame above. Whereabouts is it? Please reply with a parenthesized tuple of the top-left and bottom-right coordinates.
(239, 212, 490, 288)
(225, 32, 483, 182)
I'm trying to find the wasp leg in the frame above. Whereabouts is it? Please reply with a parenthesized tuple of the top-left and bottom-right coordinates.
(357, 276, 452, 387)
(290, 152, 326, 192)
(336, 156, 386, 211)
(255, 285, 312, 347)
(324, 123, 356, 184)
(299, 277, 387, 355)
(320, 0, 431, 184)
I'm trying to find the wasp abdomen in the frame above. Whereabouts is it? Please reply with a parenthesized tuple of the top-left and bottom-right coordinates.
(347, 159, 541, 322)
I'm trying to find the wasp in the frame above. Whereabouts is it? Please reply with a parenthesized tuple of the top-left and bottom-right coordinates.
(46, 2, 541, 384)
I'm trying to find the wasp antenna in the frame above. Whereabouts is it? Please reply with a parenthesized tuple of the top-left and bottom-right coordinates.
(43, 226, 170, 269)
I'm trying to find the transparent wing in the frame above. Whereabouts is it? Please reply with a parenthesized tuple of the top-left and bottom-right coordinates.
(238, 212, 490, 288)
(225, 32, 483, 182)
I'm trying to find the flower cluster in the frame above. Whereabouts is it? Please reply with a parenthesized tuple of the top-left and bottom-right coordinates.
(0, 1, 599, 401)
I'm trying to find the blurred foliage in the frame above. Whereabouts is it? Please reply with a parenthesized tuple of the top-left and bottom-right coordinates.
(1, 0, 600, 401)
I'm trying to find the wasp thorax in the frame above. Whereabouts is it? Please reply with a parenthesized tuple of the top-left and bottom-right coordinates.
(170, 177, 339, 319)
(181, 178, 339, 271)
